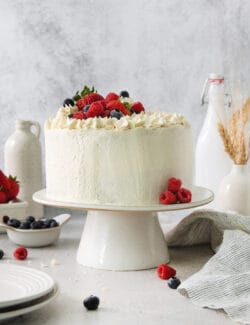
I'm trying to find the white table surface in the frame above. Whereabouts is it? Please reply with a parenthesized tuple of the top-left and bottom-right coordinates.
(0, 211, 235, 325)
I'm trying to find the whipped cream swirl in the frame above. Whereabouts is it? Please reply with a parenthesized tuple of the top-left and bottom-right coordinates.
(45, 106, 187, 131)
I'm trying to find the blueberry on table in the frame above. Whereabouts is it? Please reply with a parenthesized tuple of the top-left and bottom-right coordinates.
(63, 98, 75, 107)
(0, 249, 4, 260)
(119, 90, 129, 98)
(7, 219, 21, 228)
(83, 295, 100, 310)
(110, 109, 123, 120)
(167, 277, 181, 289)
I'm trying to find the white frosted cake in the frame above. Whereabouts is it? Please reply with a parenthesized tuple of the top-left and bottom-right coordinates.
(45, 88, 193, 206)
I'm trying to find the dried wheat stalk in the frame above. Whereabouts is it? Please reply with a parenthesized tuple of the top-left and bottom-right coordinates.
(217, 97, 250, 165)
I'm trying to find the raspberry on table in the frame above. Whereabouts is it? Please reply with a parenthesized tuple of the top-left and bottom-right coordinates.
(157, 264, 176, 280)
(14, 247, 28, 260)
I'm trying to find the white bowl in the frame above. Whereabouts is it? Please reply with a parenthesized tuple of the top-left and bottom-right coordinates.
(0, 214, 71, 247)
(0, 199, 28, 233)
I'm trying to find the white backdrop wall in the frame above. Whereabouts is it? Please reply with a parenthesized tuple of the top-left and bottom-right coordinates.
(0, 0, 249, 180)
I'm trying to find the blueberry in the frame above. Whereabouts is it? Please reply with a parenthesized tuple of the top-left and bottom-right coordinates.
(119, 90, 129, 98)
(167, 277, 181, 289)
(43, 219, 53, 228)
(50, 220, 59, 228)
(83, 295, 100, 311)
(30, 220, 44, 229)
(7, 219, 21, 228)
(63, 98, 75, 107)
(83, 105, 90, 113)
(3, 215, 9, 224)
(0, 249, 4, 260)
(110, 109, 123, 120)
(19, 221, 31, 229)
(68, 113, 74, 119)
(26, 216, 35, 223)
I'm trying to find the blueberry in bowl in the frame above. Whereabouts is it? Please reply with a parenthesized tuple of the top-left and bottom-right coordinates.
(0, 214, 71, 248)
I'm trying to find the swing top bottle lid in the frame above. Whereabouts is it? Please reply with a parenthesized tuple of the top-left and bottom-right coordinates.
(209, 73, 224, 82)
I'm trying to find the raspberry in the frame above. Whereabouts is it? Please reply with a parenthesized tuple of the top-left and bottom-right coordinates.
(73, 111, 87, 120)
(101, 110, 111, 118)
(157, 264, 176, 280)
(105, 92, 119, 103)
(86, 101, 104, 118)
(177, 188, 192, 203)
(76, 98, 86, 110)
(167, 177, 182, 193)
(131, 101, 145, 114)
(14, 247, 28, 260)
(0, 191, 7, 203)
(107, 100, 130, 116)
(159, 191, 177, 204)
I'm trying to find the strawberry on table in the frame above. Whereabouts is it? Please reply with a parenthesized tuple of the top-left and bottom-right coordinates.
(0, 170, 10, 190)
(5, 176, 19, 201)
(0, 191, 7, 204)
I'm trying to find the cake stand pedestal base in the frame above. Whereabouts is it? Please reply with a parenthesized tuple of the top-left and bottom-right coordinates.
(77, 210, 169, 271)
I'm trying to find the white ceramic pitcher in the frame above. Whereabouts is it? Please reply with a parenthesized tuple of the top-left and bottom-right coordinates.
(4, 120, 44, 218)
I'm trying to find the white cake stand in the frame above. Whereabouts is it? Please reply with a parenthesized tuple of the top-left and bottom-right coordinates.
(33, 186, 213, 271)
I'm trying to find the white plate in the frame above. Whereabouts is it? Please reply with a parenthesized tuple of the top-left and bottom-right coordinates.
(0, 284, 58, 321)
(0, 264, 55, 308)
(33, 186, 214, 212)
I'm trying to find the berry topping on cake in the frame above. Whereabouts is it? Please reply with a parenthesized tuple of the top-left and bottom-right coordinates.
(107, 100, 130, 116)
(167, 277, 181, 289)
(167, 177, 182, 193)
(110, 109, 123, 120)
(131, 102, 145, 114)
(105, 92, 119, 103)
(73, 111, 87, 120)
(159, 191, 177, 204)
(157, 264, 176, 280)
(101, 110, 111, 118)
(120, 90, 130, 98)
(86, 101, 104, 118)
(177, 188, 192, 203)
(14, 247, 28, 260)
(82, 93, 104, 106)
(76, 98, 86, 111)
(63, 98, 75, 107)
(83, 104, 90, 113)
(83, 295, 100, 311)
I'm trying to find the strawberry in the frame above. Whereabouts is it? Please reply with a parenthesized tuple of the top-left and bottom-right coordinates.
(0, 170, 10, 190)
(0, 191, 8, 203)
(167, 177, 182, 193)
(159, 191, 177, 204)
(157, 264, 176, 280)
(86, 101, 104, 118)
(177, 188, 192, 203)
(73, 111, 87, 120)
(5, 176, 19, 200)
(98, 100, 107, 109)
(76, 93, 104, 110)
(105, 92, 119, 103)
(14, 247, 28, 260)
(106, 100, 130, 116)
(131, 101, 145, 114)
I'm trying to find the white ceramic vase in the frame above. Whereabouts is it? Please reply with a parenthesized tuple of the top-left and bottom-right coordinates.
(4, 120, 44, 218)
(216, 164, 250, 216)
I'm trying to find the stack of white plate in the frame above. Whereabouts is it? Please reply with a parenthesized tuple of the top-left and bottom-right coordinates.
(0, 264, 58, 320)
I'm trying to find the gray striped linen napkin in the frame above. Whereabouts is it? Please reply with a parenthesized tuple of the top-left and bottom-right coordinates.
(165, 209, 250, 324)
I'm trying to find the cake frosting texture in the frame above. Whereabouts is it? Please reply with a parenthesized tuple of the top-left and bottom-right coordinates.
(45, 111, 194, 206)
